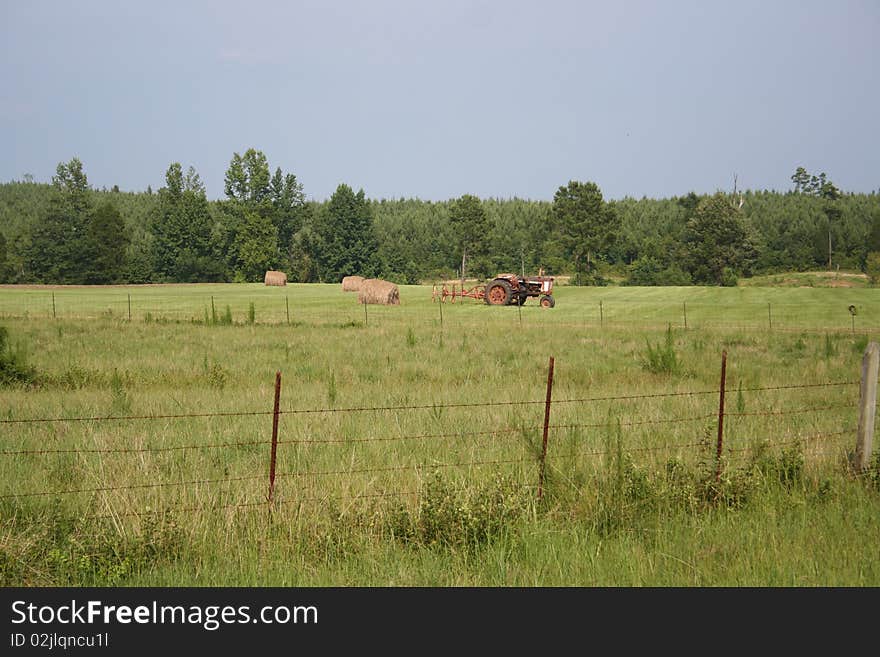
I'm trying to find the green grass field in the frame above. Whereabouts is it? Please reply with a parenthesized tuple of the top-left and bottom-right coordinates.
(1, 282, 879, 586)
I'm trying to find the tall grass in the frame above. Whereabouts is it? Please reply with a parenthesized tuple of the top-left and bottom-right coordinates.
(0, 283, 878, 586)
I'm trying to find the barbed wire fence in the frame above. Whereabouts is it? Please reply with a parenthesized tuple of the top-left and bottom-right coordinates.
(1, 342, 877, 521)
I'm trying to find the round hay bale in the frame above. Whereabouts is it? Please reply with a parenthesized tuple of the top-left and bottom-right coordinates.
(357, 279, 400, 305)
(341, 275, 365, 292)
(264, 270, 287, 286)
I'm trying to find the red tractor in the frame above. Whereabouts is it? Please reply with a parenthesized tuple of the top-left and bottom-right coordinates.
(484, 272, 556, 308)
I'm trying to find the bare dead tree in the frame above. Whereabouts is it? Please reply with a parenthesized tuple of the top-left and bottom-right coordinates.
(732, 173, 745, 209)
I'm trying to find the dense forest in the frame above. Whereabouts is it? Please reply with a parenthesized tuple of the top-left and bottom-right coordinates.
(1, 151, 879, 286)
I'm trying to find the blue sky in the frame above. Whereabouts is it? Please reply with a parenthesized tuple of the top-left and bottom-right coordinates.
(2, 0, 878, 201)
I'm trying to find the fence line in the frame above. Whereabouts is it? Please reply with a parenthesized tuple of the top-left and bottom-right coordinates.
(0, 399, 849, 455)
(0, 425, 858, 501)
(76, 430, 875, 521)
(0, 355, 869, 514)
(1, 456, 537, 501)
(0, 380, 858, 428)
(724, 429, 855, 453)
(0, 439, 267, 455)
(0, 472, 268, 500)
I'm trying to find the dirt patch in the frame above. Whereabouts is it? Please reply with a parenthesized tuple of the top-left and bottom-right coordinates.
(815, 271, 867, 280)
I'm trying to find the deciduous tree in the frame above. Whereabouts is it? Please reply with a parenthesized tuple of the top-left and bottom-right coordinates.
(231, 211, 279, 281)
(25, 157, 93, 283)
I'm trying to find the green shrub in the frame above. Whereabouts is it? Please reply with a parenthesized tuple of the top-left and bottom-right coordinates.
(1, 506, 186, 586)
(748, 442, 804, 490)
(388, 472, 528, 552)
(642, 324, 680, 375)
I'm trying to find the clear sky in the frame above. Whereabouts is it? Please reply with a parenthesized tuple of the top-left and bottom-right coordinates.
(2, 0, 878, 202)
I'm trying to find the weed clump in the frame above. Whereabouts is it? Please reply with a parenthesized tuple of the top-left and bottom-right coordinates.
(0, 325, 36, 386)
(0, 505, 186, 586)
(387, 472, 529, 552)
(109, 368, 132, 415)
(221, 305, 233, 326)
(576, 428, 812, 539)
(642, 324, 680, 375)
(202, 356, 228, 389)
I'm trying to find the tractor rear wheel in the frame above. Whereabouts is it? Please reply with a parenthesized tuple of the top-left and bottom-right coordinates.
(539, 295, 555, 308)
(485, 279, 512, 305)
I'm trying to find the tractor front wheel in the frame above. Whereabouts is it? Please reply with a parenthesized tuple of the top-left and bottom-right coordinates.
(539, 295, 555, 308)
(485, 279, 512, 306)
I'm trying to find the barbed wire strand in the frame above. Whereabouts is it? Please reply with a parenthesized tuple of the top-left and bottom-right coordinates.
(0, 403, 851, 455)
(2, 456, 533, 501)
(0, 380, 856, 427)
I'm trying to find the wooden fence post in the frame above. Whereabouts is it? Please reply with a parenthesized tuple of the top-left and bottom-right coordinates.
(853, 342, 879, 472)
(537, 356, 555, 501)
(267, 371, 282, 503)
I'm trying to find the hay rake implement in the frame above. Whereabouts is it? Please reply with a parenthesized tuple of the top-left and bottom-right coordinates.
(431, 282, 486, 303)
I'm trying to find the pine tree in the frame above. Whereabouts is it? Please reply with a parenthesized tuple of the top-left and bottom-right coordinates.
(151, 163, 214, 281)
(683, 193, 757, 285)
(83, 201, 130, 283)
(448, 194, 489, 280)
(316, 184, 377, 282)
(551, 180, 618, 284)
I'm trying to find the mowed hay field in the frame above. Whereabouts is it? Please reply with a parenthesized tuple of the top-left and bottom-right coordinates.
(1, 282, 880, 586)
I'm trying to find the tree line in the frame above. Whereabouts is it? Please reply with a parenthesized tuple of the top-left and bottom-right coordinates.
(1, 151, 878, 286)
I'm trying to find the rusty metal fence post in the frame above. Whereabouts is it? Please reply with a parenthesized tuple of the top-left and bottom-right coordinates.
(715, 350, 728, 483)
(537, 356, 555, 500)
(267, 371, 282, 503)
